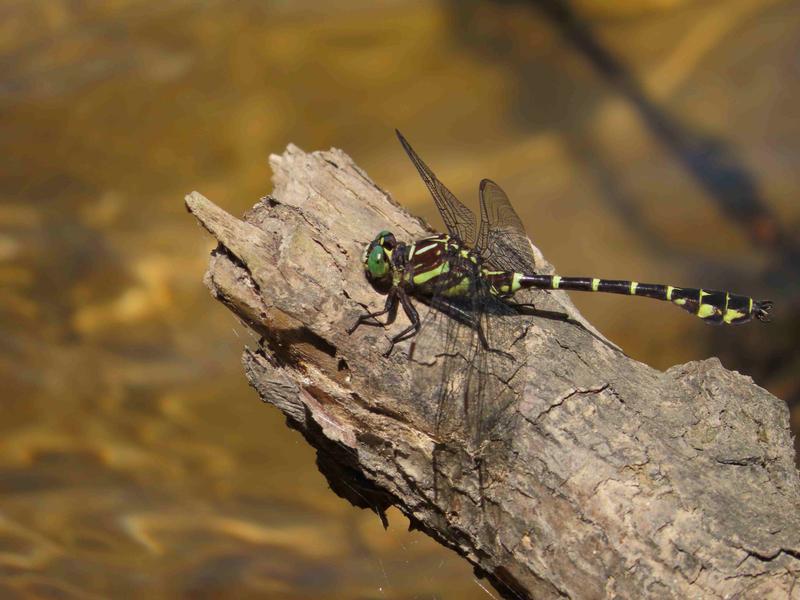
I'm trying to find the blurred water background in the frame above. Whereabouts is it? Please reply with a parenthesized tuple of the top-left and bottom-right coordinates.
(1, 0, 798, 597)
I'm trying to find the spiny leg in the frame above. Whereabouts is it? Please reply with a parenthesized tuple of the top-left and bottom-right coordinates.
(382, 287, 421, 357)
(474, 317, 514, 361)
(347, 287, 399, 334)
(428, 296, 514, 361)
(503, 298, 537, 311)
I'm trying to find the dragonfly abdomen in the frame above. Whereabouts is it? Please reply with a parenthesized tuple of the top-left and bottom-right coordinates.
(516, 274, 772, 325)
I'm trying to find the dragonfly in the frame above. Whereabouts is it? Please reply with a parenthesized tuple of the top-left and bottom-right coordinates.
(347, 131, 774, 503)
(349, 130, 773, 362)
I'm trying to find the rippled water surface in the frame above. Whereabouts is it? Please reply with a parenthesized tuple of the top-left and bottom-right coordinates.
(2, 1, 798, 597)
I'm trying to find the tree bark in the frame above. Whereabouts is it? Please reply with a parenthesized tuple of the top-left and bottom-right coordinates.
(185, 143, 800, 599)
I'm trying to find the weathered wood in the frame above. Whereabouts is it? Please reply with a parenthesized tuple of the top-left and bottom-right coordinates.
(185, 143, 800, 599)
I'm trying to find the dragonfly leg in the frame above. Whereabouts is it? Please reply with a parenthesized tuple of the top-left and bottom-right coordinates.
(347, 288, 398, 334)
(474, 320, 515, 361)
(428, 296, 515, 361)
(382, 287, 421, 357)
(505, 299, 536, 311)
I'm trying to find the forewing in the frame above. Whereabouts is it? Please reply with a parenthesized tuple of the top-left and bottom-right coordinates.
(478, 179, 538, 274)
(396, 130, 477, 247)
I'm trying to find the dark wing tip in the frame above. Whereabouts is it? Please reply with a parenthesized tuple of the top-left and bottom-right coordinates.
(479, 179, 508, 195)
(395, 129, 416, 156)
(755, 300, 774, 322)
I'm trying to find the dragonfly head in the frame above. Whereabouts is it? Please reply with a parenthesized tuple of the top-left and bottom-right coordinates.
(362, 230, 397, 284)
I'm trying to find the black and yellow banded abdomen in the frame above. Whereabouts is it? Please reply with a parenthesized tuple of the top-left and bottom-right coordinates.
(514, 274, 773, 325)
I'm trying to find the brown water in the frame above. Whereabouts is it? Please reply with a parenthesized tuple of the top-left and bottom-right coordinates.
(2, 1, 798, 597)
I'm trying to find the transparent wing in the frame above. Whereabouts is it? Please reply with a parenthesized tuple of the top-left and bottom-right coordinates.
(396, 130, 477, 247)
(401, 251, 522, 506)
(435, 287, 520, 447)
(477, 179, 538, 274)
(409, 253, 518, 447)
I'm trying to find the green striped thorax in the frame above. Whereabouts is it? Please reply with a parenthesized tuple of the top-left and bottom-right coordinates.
(362, 230, 398, 284)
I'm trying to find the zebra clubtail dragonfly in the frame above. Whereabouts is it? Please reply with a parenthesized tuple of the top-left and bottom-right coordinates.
(349, 130, 772, 360)
(347, 130, 773, 492)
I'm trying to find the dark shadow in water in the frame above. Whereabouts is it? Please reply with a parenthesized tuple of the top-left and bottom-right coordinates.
(531, 0, 796, 269)
(449, 0, 800, 276)
(517, 0, 800, 413)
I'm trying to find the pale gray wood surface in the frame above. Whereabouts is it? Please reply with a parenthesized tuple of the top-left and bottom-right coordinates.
(185, 144, 799, 599)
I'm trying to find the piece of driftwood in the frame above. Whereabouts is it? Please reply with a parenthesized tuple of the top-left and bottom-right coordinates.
(185, 144, 800, 599)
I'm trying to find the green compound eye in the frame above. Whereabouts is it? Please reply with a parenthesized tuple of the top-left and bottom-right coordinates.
(367, 245, 389, 279)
